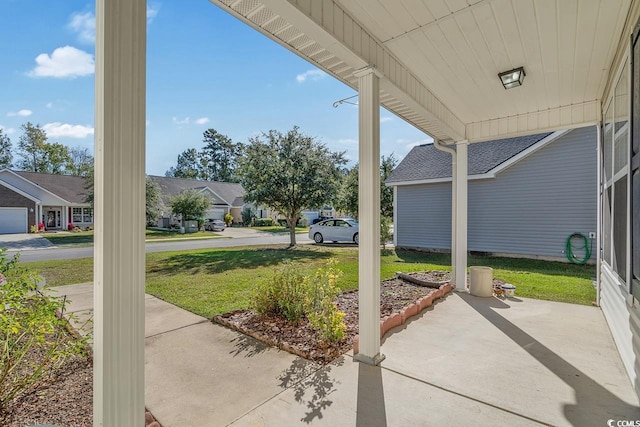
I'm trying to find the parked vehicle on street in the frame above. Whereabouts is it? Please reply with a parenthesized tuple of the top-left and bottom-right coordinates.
(308, 218, 358, 244)
(204, 219, 226, 232)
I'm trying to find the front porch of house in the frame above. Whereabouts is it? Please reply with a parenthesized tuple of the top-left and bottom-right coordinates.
(55, 282, 638, 426)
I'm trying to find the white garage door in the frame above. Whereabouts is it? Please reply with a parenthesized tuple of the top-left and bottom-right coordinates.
(206, 208, 225, 220)
(0, 208, 28, 234)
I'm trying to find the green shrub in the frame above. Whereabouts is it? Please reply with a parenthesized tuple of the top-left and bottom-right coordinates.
(252, 260, 308, 324)
(29, 225, 38, 234)
(251, 259, 346, 343)
(241, 207, 254, 226)
(380, 216, 393, 249)
(305, 259, 346, 342)
(197, 218, 205, 230)
(0, 249, 88, 411)
(254, 217, 273, 227)
(223, 213, 234, 226)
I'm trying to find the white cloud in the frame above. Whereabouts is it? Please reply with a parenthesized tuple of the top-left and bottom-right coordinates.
(43, 122, 94, 139)
(396, 137, 432, 152)
(29, 46, 94, 78)
(46, 102, 53, 109)
(146, 120, 151, 127)
(147, 3, 160, 24)
(194, 117, 210, 125)
(380, 116, 393, 123)
(338, 138, 358, 145)
(172, 117, 190, 125)
(296, 69, 327, 83)
(68, 11, 95, 44)
(0, 125, 16, 135)
(7, 109, 32, 117)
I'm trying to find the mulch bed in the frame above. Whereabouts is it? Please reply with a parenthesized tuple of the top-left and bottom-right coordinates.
(214, 270, 452, 364)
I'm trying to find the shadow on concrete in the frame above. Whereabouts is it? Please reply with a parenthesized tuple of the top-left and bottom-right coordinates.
(460, 292, 640, 425)
(228, 333, 271, 358)
(356, 362, 387, 427)
(277, 357, 344, 424)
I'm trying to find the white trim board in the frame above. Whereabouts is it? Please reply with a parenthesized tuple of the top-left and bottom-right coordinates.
(0, 179, 42, 204)
(0, 169, 72, 205)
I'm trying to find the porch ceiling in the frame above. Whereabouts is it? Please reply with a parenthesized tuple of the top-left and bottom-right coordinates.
(210, 0, 632, 142)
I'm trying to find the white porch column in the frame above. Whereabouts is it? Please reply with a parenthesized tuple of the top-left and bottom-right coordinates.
(354, 66, 384, 365)
(94, 0, 146, 425)
(392, 186, 398, 247)
(454, 141, 468, 291)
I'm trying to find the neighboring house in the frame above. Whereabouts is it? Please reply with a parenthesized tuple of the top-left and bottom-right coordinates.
(387, 126, 597, 262)
(0, 169, 92, 234)
(148, 175, 246, 225)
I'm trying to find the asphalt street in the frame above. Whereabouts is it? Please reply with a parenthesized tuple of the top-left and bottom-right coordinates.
(7, 233, 312, 263)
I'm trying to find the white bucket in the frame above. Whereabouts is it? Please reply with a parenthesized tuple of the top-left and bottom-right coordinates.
(469, 266, 493, 297)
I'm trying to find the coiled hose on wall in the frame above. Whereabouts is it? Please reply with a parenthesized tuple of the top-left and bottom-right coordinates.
(566, 232, 592, 265)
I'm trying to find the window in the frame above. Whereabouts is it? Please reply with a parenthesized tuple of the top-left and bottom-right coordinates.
(72, 207, 83, 223)
(72, 207, 93, 224)
(602, 60, 630, 282)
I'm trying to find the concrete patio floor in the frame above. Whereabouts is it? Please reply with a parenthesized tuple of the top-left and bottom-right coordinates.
(52, 283, 639, 426)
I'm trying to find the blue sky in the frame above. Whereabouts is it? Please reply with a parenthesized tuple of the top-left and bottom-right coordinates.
(0, 0, 432, 176)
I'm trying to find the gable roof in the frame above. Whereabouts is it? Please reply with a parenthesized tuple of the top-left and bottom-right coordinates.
(10, 170, 90, 204)
(386, 132, 554, 185)
(148, 175, 245, 207)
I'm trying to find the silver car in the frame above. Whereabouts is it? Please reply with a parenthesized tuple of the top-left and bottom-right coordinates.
(309, 218, 359, 244)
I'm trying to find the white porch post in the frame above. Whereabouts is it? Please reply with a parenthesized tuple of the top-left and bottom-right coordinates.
(94, 0, 146, 425)
(454, 141, 468, 291)
(354, 66, 384, 365)
(392, 186, 398, 247)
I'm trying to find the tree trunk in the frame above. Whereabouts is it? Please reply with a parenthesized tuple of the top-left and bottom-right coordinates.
(288, 215, 297, 246)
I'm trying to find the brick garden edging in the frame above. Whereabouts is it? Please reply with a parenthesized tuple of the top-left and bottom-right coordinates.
(353, 283, 452, 354)
(145, 408, 161, 427)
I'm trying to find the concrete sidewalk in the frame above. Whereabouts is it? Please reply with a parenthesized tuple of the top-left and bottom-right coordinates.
(51, 283, 640, 426)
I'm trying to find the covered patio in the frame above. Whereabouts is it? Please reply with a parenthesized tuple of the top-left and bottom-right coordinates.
(94, 0, 640, 424)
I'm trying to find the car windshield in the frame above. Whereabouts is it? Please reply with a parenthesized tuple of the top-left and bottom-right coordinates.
(346, 219, 358, 226)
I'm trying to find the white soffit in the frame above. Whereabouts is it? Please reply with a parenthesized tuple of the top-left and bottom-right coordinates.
(210, 0, 631, 142)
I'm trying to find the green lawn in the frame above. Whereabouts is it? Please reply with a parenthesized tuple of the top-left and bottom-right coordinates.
(27, 246, 596, 318)
(40, 228, 222, 246)
(252, 226, 310, 234)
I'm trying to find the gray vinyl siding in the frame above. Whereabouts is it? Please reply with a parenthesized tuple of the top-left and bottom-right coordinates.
(396, 126, 597, 259)
(396, 183, 451, 250)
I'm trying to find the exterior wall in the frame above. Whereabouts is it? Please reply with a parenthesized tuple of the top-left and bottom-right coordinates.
(0, 183, 36, 230)
(0, 172, 67, 206)
(396, 126, 597, 260)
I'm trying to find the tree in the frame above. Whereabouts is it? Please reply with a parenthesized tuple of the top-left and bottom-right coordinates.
(169, 189, 211, 224)
(146, 176, 163, 225)
(380, 154, 398, 218)
(17, 122, 48, 172)
(237, 126, 346, 246)
(165, 148, 200, 179)
(44, 142, 71, 174)
(66, 147, 94, 177)
(199, 129, 241, 182)
(335, 165, 359, 217)
(334, 154, 398, 219)
(0, 128, 12, 169)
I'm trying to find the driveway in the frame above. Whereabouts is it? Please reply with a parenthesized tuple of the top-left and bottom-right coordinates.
(0, 233, 53, 251)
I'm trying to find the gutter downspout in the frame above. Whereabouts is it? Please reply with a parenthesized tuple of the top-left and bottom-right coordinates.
(434, 140, 457, 285)
(596, 121, 602, 306)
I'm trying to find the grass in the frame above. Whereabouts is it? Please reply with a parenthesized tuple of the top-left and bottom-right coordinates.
(28, 246, 596, 318)
(252, 226, 310, 234)
(40, 228, 222, 246)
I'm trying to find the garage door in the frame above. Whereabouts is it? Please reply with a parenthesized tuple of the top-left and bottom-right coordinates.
(0, 208, 27, 234)
(206, 208, 225, 220)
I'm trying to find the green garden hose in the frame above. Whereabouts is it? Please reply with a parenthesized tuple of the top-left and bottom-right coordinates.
(566, 233, 592, 265)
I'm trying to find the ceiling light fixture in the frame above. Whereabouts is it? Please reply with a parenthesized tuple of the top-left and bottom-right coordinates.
(498, 67, 525, 89)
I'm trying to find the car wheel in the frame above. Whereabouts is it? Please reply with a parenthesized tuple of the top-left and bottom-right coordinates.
(354, 233, 359, 245)
(314, 233, 324, 243)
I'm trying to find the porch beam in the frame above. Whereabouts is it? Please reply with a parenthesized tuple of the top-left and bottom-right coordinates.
(454, 141, 468, 291)
(354, 66, 384, 365)
(94, 0, 146, 425)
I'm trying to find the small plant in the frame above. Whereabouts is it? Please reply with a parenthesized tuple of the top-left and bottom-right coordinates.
(0, 249, 88, 411)
(380, 216, 393, 249)
(241, 207, 254, 226)
(197, 218, 205, 231)
(67, 222, 73, 231)
(254, 217, 273, 227)
(305, 259, 346, 342)
(38, 222, 45, 232)
(252, 260, 308, 324)
(223, 213, 234, 227)
(29, 225, 38, 234)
